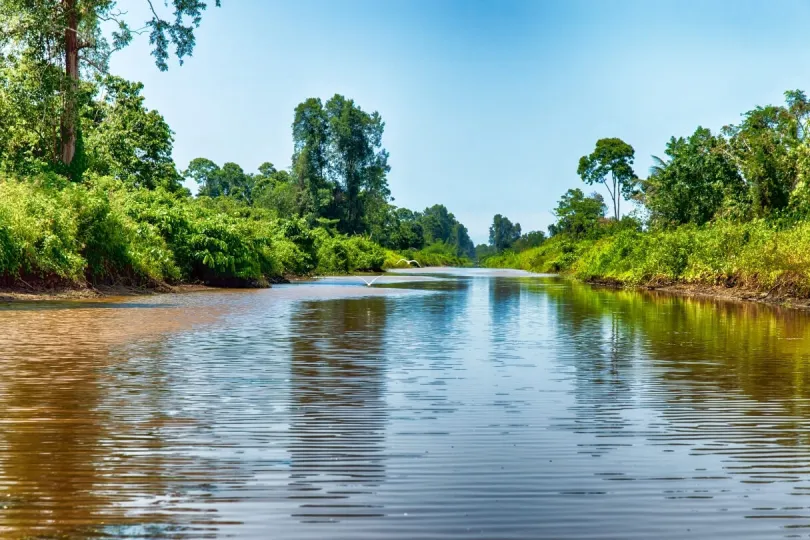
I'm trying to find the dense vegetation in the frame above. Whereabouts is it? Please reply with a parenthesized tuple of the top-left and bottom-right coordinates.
(483, 90, 810, 298)
(0, 1, 473, 289)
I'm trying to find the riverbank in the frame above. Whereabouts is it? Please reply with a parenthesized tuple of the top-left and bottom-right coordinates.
(584, 279, 810, 311)
(0, 283, 225, 302)
(484, 220, 810, 311)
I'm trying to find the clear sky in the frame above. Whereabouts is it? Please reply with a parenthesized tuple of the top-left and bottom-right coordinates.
(110, 0, 810, 244)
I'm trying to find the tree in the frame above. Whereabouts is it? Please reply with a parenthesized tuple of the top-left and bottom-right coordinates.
(640, 127, 744, 227)
(325, 94, 390, 234)
(577, 138, 637, 220)
(451, 222, 475, 259)
(420, 204, 453, 244)
(0, 0, 219, 172)
(184, 157, 221, 195)
(415, 204, 473, 257)
(83, 75, 179, 189)
(183, 158, 256, 202)
(387, 208, 425, 251)
(252, 165, 299, 217)
(291, 95, 391, 233)
(489, 214, 521, 252)
(217, 162, 252, 202)
(549, 189, 606, 238)
(513, 230, 546, 252)
(0, 52, 64, 172)
(292, 98, 330, 218)
(722, 96, 805, 216)
(475, 243, 496, 262)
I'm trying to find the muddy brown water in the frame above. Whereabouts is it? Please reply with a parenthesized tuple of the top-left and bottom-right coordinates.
(3, 269, 810, 538)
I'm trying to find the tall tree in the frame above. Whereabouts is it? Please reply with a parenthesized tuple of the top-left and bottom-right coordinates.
(721, 93, 809, 216)
(184, 157, 221, 195)
(416, 204, 473, 257)
(0, 0, 219, 171)
(489, 214, 521, 252)
(577, 138, 637, 220)
(420, 204, 454, 244)
(324, 94, 390, 234)
(513, 230, 546, 252)
(183, 158, 254, 202)
(83, 75, 179, 189)
(292, 98, 330, 218)
(253, 163, 299, 217)
(0, 52, 64, 171)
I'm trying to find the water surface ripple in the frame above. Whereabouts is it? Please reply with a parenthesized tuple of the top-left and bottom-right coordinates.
(2, 270, 810, 538)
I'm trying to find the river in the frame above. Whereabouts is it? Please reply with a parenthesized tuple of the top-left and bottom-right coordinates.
(2, 268, 810, 538)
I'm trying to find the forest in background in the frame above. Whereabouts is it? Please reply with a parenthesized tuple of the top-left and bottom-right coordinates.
(0, 1, 474, 289)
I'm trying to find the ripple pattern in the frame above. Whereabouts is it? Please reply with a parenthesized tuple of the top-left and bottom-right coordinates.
(1, 273, 810, 538)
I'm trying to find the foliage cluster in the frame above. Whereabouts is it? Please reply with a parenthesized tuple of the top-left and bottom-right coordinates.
(0, 174, 410, 287)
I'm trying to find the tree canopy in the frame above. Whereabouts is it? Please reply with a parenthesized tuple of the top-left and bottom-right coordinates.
(577, 138, 636, 220)
(549, 189, 606, 238)
(641, 127, 743, 227)
(0, 0, 219, 171)
(489, 214, 522, 252)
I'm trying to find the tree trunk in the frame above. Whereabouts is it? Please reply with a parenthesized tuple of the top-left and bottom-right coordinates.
(614, 174, 620, 220)
(60, 0, 79, 166)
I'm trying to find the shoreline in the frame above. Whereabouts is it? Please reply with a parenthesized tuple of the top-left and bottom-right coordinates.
(0, 283, 225, 303)
(584, 278, 810, 311)
(5, 272, 809, 312)
(0, 273, 356, 302)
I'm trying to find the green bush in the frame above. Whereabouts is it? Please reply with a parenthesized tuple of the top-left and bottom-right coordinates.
(0, 175, 404, 288)
(313, 229, 386, 273)
(0, 178, 84, 281)
(388, 241, 472, 268)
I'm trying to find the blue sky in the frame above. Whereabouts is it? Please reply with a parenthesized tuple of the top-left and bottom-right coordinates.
(110, 0, 810, 244)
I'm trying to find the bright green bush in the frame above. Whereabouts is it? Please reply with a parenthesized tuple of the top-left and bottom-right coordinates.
(0, 175, 404, 288)
(313, 229, 387, 273)
(389, 241, 472, 268)
(74, 179, 179, 283)
(112, 183, 285, 285)
(0, 179, 84, 281)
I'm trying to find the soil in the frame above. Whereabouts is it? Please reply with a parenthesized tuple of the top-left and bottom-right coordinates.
(0, 283, 220, 302)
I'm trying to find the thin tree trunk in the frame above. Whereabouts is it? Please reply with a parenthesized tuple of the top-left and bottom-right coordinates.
(60, 0, 79, 166)
(614, 174, 620, 220)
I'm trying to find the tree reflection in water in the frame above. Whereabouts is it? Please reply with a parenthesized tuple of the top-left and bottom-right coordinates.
(288, 297, 389, 522)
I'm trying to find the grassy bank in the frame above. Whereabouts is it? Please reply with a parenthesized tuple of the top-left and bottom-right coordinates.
(484, 220, 810, 300)
(0, 174, 420, 291)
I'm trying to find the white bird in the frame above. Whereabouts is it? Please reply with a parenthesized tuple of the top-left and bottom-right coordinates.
(358, 274, 384, 287)
(396, 259, 421, 267)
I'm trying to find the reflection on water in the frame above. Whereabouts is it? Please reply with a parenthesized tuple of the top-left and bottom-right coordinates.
(288, 298, 389, 521)
(5, 273, 810, 537)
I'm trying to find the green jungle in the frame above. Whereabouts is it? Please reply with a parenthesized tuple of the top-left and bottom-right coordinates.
(0, 1, 475, 289)
(3, 1, 810, 298)
(482, 103, 810, 299)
